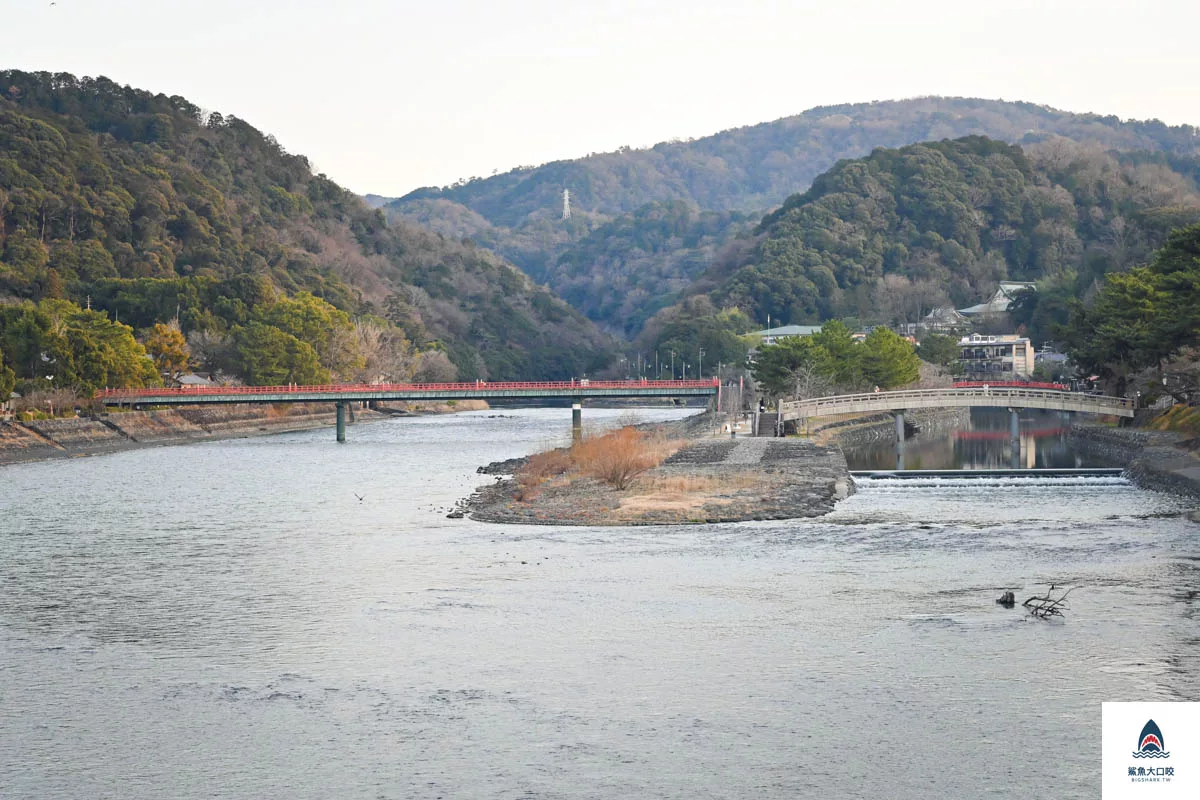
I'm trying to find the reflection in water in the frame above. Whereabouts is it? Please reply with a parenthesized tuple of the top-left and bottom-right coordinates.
(843, 409, 1109, 471)
(1, 408, 1196, 799)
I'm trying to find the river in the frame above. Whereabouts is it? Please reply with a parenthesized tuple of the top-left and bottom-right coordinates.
(842, 408, 1109, 471)
(1, 408, 1197, 799)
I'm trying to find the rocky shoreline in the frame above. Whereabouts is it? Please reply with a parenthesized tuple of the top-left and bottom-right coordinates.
(461, 416, 855, 526)
(1069, 423, 1200, 499)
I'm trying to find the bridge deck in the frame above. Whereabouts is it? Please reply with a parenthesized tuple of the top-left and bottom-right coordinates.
(781, 387, 1133, 419)
(97, 379, 720, 406)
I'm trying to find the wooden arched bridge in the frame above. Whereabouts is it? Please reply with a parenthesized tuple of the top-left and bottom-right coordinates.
(96, 379, 720, 442)
(779, 386, 1132, 470)
(779, 386, 1133, 422)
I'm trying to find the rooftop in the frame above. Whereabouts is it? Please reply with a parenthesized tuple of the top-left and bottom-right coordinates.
(752, 324, 823, 338)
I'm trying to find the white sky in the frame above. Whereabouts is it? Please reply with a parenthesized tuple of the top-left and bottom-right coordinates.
(5, 0, 1199, 196)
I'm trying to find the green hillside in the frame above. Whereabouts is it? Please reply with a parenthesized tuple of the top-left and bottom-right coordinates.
(0, 70, 614, 394)
(385, 97, 1200, 338)
(637, 136, 1200, 357)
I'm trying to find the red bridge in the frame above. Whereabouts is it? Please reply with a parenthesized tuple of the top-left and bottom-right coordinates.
(97, 379, 721, 442)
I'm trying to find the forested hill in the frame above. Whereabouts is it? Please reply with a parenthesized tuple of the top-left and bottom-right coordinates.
(397, 98, 1200, 223)
(668, 136, 1200, 336)
(0, 70, 614, 388)
(383, 97, 1200, 338)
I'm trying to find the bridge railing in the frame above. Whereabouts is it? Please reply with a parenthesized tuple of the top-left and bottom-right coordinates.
(781, 387, 1134, 416)
(96, 378, 720, 400)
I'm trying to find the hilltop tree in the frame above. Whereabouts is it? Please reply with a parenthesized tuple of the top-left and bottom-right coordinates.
(232, 322, 329, 386)
(861, 327, 921, 388)
(752, 320, 921, 398)
(0, 299, 158, 393)
(143, 321, 191, 382)
(752, 335, 832, 398)
(917, 333, 960, 367)
(1064, 223, 1200, 389)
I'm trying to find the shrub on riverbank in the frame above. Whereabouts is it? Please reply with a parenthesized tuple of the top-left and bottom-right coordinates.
(514, 426, 681, 497)
(573, 427, 678, 490)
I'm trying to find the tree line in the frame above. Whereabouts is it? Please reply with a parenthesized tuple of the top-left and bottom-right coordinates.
(0, 69, 616, 402)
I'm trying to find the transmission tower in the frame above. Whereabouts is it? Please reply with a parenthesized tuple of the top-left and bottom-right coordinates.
(562, 188, 571, 220)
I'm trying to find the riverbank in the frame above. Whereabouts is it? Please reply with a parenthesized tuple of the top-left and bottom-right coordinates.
(1069, 423, 1200, 500)
(0, 400, 488, 466)
(462, 414, 854, 526)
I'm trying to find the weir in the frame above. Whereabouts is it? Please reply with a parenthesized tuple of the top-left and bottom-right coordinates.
(851, 468, 1126, 479)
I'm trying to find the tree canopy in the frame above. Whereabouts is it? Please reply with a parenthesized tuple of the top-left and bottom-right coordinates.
(751, 321, 920, 397)
(1063, 223, 1200, 389)
(0, 70, 616, 384)
(0, 297, 159, 393)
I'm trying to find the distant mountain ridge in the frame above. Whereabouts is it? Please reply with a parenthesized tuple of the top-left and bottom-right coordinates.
(382, 97, 1200, 338)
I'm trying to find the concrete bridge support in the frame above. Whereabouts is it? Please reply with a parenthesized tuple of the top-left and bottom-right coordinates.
(1009, 407, 1022, 469)
(336, 401, 347, 443)
(572, 401, 583, 444)
(894, 411, 906, 442)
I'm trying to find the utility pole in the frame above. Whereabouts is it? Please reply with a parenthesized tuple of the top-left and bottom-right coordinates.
(562, 188, 571, 220)
(698, 348, 705, 379)
(670, 350, 676, 380)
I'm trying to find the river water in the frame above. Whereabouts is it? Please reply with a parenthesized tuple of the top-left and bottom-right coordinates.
(1, 409, 1197, 799)
(842, 409, 1108, 471)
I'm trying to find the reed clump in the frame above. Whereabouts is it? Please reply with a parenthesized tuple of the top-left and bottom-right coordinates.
(513, 426, 681, 497)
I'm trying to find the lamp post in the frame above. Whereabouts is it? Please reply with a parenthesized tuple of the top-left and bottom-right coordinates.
(670, 350, 676, 380)
(698, 348, 705, 379)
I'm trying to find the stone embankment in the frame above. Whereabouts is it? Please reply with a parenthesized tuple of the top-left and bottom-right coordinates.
(0, 404, 362, 465)
(0, 399, 488, 466)
(1069, 423, 1200, 500)
(464, 418, 854, 526)
(806, 407, 970, 446)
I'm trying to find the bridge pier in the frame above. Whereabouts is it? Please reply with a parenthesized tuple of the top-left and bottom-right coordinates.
(894, 411, 906, 442)
(572, 400, 583, 444)
(1008, 407, 1023, 468)
(336, 401, 347, 443)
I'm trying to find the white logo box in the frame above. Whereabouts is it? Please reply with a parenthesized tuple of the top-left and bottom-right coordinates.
(1103, 702, 1199, 799)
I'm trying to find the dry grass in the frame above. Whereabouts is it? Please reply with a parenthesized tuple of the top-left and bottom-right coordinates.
(636, 474, 760, 494)
(513, 447, 573, 501)
(511, 426, 683, 499)
(1150, 404, 1200, 436)
(571, 427, 681, 490)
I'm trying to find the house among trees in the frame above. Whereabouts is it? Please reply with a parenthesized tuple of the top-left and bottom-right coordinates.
(751, 325, 823, 347)
(899, 307, 970, 337)
(174, 373, 216, 388)
(958, 334, 1036, 380)
(958, 282, 1037, 317)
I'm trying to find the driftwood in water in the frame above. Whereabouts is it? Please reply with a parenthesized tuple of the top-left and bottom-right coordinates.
(1023, 585, 1075, 619)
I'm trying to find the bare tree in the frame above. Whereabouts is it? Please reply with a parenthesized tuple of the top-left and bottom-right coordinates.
(786, 361, 833, 400)
(351, 320, 415, 383)
(412, 350, 457, 382)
